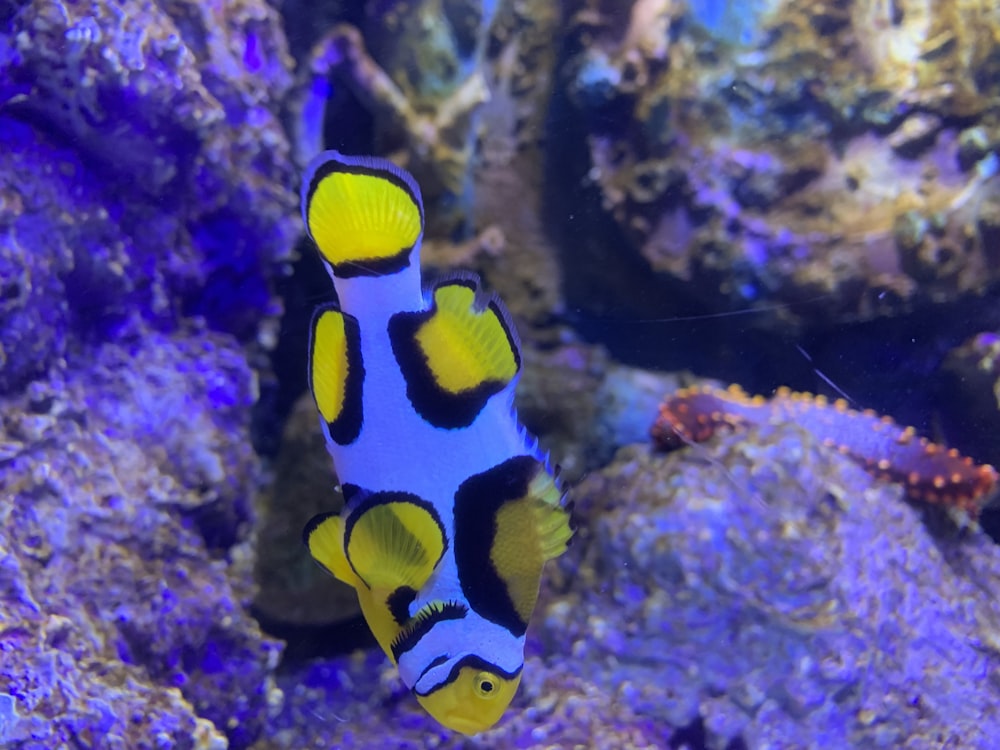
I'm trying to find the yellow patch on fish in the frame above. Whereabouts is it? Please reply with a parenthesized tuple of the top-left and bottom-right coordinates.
(304, 157, 423, 277)
(309, 306, 364, 445)
(414, 282, 519, 395)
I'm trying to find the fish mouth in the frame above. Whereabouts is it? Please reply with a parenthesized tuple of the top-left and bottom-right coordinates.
(390, 600, 467, 663)
(444, 712, 492, 736)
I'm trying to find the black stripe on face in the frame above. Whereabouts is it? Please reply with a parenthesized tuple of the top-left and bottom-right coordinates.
(305, 158, 423, 279)
(413, 654, 523, 697)
(416, 654, 450, 684)
(452, 456, 540, 637)
(390, 601, 467, 663)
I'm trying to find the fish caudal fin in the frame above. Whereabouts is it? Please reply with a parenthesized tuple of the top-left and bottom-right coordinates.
(389, 275, 523, 429)
(302, 151, 424, 278)
(309, 305, 365, 446)
(345, 493, 447, 592)
(303, 512, 363, 588)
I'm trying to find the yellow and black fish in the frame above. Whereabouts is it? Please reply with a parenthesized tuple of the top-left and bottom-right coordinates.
(299, 151, 573, 735)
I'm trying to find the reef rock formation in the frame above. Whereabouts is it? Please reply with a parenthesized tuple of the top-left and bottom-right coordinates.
(1, 328, 283, 749)
(545, 422, 1000, 748)
(555, 0, 1000, 329)
(1, 0, 299, 746)
(250, 418, 1000, 747)
(0, 0, 297, 393)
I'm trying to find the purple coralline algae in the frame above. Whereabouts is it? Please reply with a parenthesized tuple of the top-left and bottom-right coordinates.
(546, 422, 1000, 748)
(1, 0, 297, 372)
(251, 418, 1000, 748)
(556, 0, 1000, 328)
(1, 328, 283, 749)
(1, 0, 298, 746)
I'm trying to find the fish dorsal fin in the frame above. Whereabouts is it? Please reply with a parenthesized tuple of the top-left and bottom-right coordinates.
(344, 492, 447, 592)
(303, 512, 364, 589)
(419, 276, 521, 395)
(302, 151, 424, 277)
(389, 275, 523, 429)
(309, 305, 364, 445)
(491, 468, 573, 624)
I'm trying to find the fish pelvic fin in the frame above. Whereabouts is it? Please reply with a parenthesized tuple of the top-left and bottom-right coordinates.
(303, 512, 364, 589)
(344, 492, 447, 592)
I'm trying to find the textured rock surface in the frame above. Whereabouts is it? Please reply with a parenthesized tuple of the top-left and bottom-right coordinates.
(0, 328, 283, 749)
(1, 5, 297, 739)
(253, 393, 357, 629)
(553, 0, 1000, 330)
(0, 0, 297, 395)
(547, 425, 1000, 748)
(253, 421, 1000, 747)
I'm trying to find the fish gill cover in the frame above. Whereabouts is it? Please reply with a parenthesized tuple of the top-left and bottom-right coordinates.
(3, 0, 1000, 748)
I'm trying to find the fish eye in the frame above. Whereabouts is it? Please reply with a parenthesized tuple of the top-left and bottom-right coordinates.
(474, 671, 498, 699)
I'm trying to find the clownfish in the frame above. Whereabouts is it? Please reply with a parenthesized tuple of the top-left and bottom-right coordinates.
(299, 151, 573, 735)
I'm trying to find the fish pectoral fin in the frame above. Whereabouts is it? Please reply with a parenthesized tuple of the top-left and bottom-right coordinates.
(416, 276, 521, 395)
(303, 512, 363, 589)
(346, 499, 447, 592)
(491, 471, 574, 624)
(526, 467, 574, 561)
